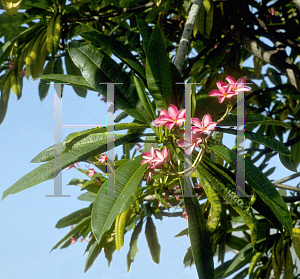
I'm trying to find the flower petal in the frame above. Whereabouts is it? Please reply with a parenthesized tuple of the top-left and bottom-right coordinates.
(225, 76, 236, 84)
(202, 114, 212, 126)
(168, 104, 178, 119)
(208, 89, 223, 97)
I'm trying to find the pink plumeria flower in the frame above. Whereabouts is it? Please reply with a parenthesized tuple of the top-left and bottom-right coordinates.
(149, 146, 172, 168)
(136, 143, 142, 152)
(70, 236, 77, 245)
(208, 82, 237, 103)
(141, 144, 156, 165)
(66, 162, 79, 170)
(98, 153, 107, 164)
(88, 167, 96, 177)
(177, 131, 203, 155)
(225, 76, 250, 94)
(153, 104, 186, 130)
(8, 60, 14, 69)
(191, 114, 217, 134)
(182, 207, 188, 221)
(19, 69, 25, 77)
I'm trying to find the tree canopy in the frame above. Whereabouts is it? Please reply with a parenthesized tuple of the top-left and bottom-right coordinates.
(1, 0, 300, 278)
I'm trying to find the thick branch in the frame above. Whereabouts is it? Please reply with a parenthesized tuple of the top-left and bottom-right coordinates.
(274, 172, 300, 184)
(67, 2, 155, 23)
(273, 183, 300, 193)
(222, 20, 300, 92)
(174, 0, 203, 74)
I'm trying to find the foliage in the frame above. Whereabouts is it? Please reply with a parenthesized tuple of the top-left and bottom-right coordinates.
(1, 0, 300, 278)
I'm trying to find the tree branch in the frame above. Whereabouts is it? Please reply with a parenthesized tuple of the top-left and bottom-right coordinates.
(174, 0, 203, 74)
(222, 19, 300, 92)
(66, 2, 156, 23)
(274, 172, 300, 184)
(273, 183, 300, 193)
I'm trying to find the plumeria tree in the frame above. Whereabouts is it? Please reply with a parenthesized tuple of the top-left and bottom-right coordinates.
(1, 0, 300, 278)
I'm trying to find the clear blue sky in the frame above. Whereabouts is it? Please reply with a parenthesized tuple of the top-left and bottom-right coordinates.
(1, 4, 300, 279)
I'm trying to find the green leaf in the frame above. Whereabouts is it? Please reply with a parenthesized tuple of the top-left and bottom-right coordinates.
(133, 74, 156, 121)
(39, 74, 95, 91)
(91, 155, 147, 243)
(65, 54, 88, 98)
(55, 206, 92, 228)
(127, 219, 143, 273)
(208, 144, 293, 237)
(197, 3, 213, 38)
(291, 140, 300, 168)
(221, 114, 290, 128)
(244, 131, 291, 156)
(181, 177, 214, 278)
(136, 16, 152, 56)
(146, 25, 172, 112)
(145, 216, 161, 264)
(84, 235, 106, 273)
(2, 133, 141, 200)
(222, 241, 258, 277)
(38, 58, 56, 101)
(183, 246, 194, 267)
(174, 227, 188, 238)
(78, 23, 146, 80)
(30, 143, 63, 163)
(51, 217, 91, 251)
(31, 123, 148, 163)
(279, 154, 297, 172)
(67, 178, 89, 187)
(199, 160, 258, 247)
(68, 41, 150, 123)
(196, 172, 222, 233)
(63, 122, 149, 152)
(78, 192, 97, 202)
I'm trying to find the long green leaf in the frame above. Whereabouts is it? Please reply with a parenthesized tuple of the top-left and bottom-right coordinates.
(2, 133, 140, 200)
(127, 219, 143, 273)
(68, 41, 150, 123)
(221, 114, 290, 128)
(133, 74, 156, 121)
(39, 74, 95, 91)
(51, 217, 91, 251)
(65, 54, 88, 98)
(31, 123, 148, 163)
(196, 172, 222, 232)
(145, 216, 161, 264)
(136, 16, 152, 56)
(91, 155, 147, 243)
(208, 144, 293, 237)
(199, 161, 259, 247)
(181, 177, 214, 278)
(84, 235, 106, 273)
(222, 241, 259, 277)
(78, 23, 146, 80)
(55, 206, 92, 228)
(146, 25, 172, 111)
(215, 128, 292, 156)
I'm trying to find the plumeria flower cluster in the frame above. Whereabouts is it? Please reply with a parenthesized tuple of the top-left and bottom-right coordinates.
(141, 76, 249, 184)
(208, 76, 250, 103)
(141, 144, 173, 183)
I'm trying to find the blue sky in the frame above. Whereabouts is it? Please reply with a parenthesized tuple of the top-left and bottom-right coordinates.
(1, 3, 300, 278)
